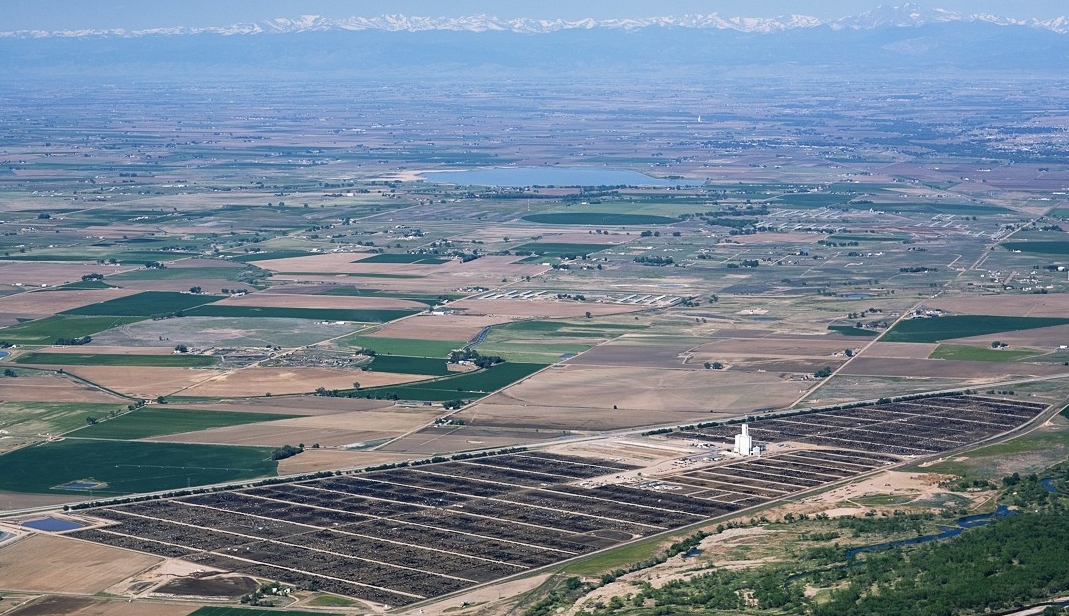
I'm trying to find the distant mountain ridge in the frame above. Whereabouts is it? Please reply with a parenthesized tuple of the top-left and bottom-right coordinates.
(3, 3, 1069, 38)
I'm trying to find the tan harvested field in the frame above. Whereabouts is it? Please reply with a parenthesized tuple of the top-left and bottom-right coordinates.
(455, 366, 802, 431)
(0, 534, 160, 594)
(449, 298, 646, 318)
(839, 356, 1069, 380)
(63, 366, 216, 399)
(0, 288, 136, 318)
(151, 406, 442, 448)
(4, 596, 196, 616)
(188, 396, 394, 415)
(926, 294, 1069, 317)
(369, 314, 511, 340)
(212, 292, 426, 311)
(0, 492, 82, 510)
(861, 342, 940, 358)
(277, 449, 417, 474)
(376, 427, 559, 455)
(0, 262, 139, 288)
(179, 367, 428, 398)
(0, 374, 127, 404)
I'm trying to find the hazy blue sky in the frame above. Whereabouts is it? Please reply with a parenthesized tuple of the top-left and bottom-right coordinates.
(3, 1, 1066, 30)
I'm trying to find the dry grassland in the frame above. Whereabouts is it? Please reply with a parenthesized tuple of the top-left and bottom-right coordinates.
(369, 314, 511, 340)
(152, 407, 441, 448)
(0, 374, 127, 404)
(721, 231, 821, 245)
(449, 298, 645, 319)
(0, 289, 137, 318)
(0, 534, 160, 594)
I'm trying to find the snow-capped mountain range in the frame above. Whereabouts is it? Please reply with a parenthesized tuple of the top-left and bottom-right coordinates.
(3, 3, 1068, 39)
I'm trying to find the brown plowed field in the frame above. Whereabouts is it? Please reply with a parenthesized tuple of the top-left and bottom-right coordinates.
(0, 534, 160, 593)
(839, 356, 1069, 379)
(693, 337, 858, 357)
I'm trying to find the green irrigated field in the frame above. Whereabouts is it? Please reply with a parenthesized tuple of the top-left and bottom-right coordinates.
(186, 305, 420, 323)
(107, 266, 249, 281)
(344, 335, 464, 357)
(358, 361, 546, 401)
(70, 407, 300, 440)
(0, 250, 200, 262)
(57, 280, 116, 290)
(521, 213, 679, 225)
(365, 355, 453, 376)
(1001, 241, 1069, 256)
(0, 439, 277, 495)
(512, 242, 616, 257)
(229, 250, 316, 262)
(0, 315, 141, 344)
(828, 325, 878, 337)
(355, 253, 449, 264)
(62, 291, 222, 317)
(928, 344, 1044, 362)
(15, 352, 219, 367)
(883, 315, 1069, 343)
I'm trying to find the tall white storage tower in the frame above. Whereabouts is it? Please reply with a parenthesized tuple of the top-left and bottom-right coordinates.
(733, 424, 753, 455)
